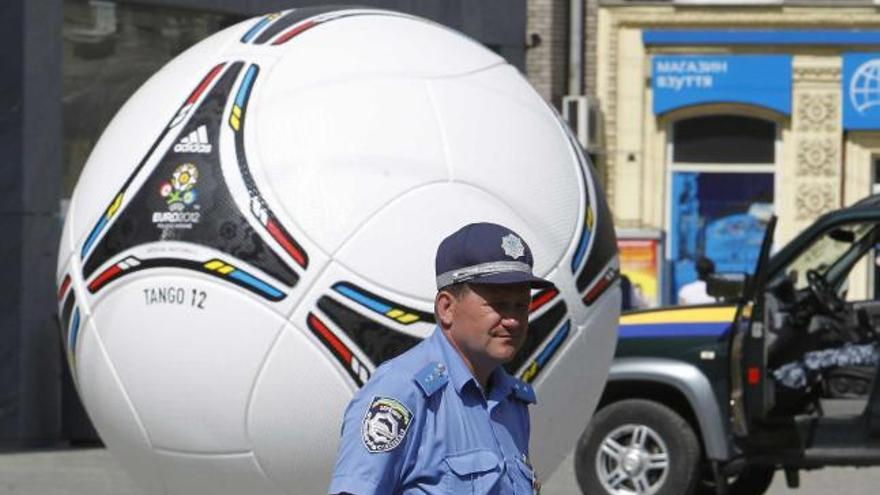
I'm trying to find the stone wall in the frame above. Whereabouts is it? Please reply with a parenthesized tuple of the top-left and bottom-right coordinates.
(525, 0, 570, 107)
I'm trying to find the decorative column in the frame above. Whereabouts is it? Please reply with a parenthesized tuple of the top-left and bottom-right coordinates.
(785, 59, 842, 243)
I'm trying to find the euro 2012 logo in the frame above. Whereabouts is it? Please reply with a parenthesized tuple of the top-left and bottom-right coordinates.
(159, 163, 199, 212)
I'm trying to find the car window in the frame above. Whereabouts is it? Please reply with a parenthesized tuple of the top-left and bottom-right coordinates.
(781, 222, 875, 291)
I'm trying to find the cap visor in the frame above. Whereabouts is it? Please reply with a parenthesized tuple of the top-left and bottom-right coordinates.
(467, 271, 555, 289)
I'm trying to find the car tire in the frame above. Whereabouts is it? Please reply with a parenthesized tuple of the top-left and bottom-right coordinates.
(575, 399, 701, 495)
(697, 465, 775, 495)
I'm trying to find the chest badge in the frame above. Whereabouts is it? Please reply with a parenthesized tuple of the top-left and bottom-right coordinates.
(362, 397, 413, 453)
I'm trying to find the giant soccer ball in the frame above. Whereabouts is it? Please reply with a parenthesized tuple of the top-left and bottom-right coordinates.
(56, 7, 620, 495)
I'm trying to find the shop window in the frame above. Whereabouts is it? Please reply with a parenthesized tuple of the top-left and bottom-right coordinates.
(672, 115, 775, 164)
(668, 114, 777, 304)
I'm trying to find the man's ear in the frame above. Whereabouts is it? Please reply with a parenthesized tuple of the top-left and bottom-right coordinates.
(435, 291, 455, 329)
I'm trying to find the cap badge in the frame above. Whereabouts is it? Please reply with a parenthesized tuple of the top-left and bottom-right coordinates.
(501, 234, 525, 259)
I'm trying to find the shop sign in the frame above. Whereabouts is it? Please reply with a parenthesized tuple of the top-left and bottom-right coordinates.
(652, 55, 791, 115)
(843, 53, 880, 130)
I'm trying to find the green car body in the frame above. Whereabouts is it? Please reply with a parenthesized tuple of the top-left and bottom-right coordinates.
(576, 196, 880, 495)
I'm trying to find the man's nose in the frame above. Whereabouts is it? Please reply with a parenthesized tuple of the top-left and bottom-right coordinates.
(501, 313, 525, 328)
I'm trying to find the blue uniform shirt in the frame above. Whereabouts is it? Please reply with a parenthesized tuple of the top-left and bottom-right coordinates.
(329, 327, 538, 494)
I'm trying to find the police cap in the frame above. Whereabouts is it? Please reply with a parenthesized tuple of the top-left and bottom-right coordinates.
(435, 222, 554, 290)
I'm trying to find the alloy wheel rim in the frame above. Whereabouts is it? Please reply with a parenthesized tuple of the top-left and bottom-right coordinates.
(595, 423, 670, 495)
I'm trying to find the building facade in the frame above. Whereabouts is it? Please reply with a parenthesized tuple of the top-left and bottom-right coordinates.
(526, 0, 570, 106)
(589, 1, 880, 302)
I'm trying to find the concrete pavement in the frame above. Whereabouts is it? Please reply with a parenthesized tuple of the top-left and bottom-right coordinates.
(2, 447, 880, 494)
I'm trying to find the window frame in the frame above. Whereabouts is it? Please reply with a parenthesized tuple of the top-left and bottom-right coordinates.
(664, 110, 782, 266)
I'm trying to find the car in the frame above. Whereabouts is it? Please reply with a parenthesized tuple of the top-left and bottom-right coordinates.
(575, 195, 880, 495)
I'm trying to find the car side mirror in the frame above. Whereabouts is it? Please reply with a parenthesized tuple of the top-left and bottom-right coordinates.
(706, 272, 750, 301)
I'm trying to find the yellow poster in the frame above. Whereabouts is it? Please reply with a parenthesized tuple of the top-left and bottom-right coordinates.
(618, 239, 660, 307)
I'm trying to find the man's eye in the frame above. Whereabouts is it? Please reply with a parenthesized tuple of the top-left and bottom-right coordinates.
(489, 301, 529, 311)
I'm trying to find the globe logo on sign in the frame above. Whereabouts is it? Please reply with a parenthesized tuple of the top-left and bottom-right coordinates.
(850, 58, 880, 114)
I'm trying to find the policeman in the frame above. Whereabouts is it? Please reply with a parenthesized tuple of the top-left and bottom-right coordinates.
(328, 222, 553, 495)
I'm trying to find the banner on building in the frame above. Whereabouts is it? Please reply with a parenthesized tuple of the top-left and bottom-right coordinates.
(843, 53, 880, 130)
(652, 54, 792, 115)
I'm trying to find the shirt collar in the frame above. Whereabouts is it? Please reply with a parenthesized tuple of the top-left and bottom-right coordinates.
(430, 327, 475, 394)
(429, 327, 517, 399)
(488, 366, 516, 401)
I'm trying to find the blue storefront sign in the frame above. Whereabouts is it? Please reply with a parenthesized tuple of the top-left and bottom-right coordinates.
(843, 53, 880, 130)
(652, 55, 792, 115)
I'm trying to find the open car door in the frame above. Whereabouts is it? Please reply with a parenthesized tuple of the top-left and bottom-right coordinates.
(729, 216, 776, 437)
(731, 197, 880, 464)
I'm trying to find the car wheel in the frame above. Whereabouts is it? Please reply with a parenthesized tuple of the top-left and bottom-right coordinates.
(575, 399, 701, 495)
(698, 465, 775, 495)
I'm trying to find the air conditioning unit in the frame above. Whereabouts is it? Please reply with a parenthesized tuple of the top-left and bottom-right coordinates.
(561, 95, 599, 151)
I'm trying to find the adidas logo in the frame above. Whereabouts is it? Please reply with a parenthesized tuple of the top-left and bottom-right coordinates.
(174, 125, 212, 154)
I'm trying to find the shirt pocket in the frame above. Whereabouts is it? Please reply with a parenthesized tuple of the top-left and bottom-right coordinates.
(443, 449, 501, 495)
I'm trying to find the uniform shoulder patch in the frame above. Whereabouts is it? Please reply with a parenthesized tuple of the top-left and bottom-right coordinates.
(512, 379, 537, 404)
(362, 397, 413, 453)
(413, 361, 448, 397)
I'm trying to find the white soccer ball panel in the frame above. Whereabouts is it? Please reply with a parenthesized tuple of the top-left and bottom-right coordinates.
(335, 182, 558, 298)
(76, 317, 164, 495)
(262, 15, 501, 91)
(429, 66, 581, 266)
(529, 286, 620, 478)
(256, 76, 447, 255)
(248, 325, 351, 495)
(155, 451, 285, 495)
(90, 274, 285, 452)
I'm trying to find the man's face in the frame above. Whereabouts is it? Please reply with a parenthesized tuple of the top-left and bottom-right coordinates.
(443, 283, 531, 369)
